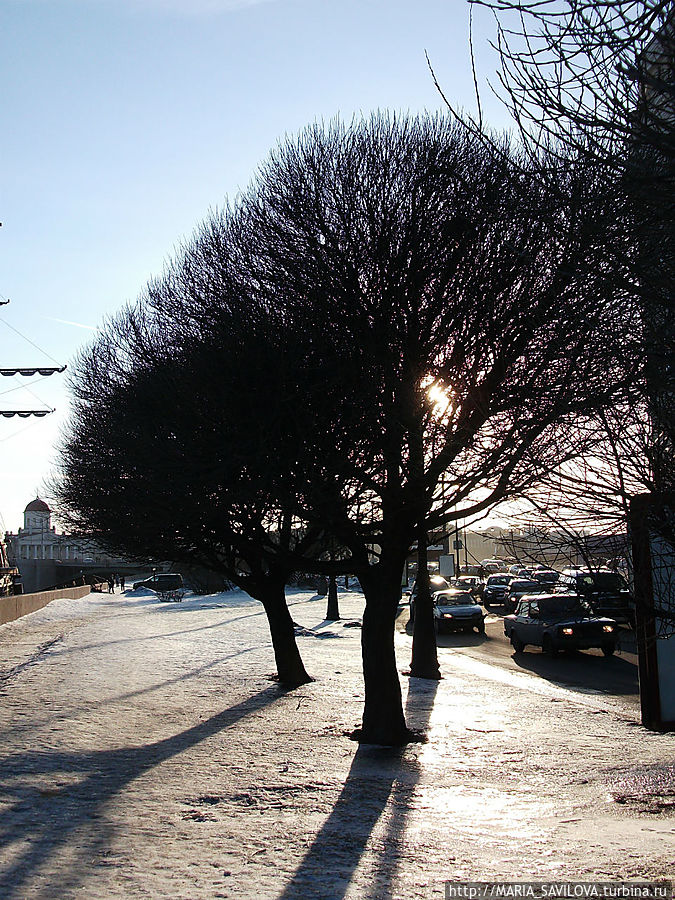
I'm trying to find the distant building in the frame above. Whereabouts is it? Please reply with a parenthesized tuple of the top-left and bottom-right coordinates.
(5, 497, 134, 592)
(6, 497, 94, 564)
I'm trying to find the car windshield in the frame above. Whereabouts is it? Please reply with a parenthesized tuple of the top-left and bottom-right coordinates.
(536, 571, 559, 581)
(435, 591, 475, 606)
(488, 575, 510, 585)
(511, 580, 539, 591)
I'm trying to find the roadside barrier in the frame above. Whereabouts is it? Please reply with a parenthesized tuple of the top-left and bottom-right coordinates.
(0, 584, 93, 627)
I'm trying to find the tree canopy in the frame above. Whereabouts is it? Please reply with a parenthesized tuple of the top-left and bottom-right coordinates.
(55, 114, 641, 743)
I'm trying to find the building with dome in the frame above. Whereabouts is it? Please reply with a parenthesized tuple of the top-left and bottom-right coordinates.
(5, 497, 135, 592)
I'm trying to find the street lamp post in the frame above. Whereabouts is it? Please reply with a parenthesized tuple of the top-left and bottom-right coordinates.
(453, 524, 462, 577)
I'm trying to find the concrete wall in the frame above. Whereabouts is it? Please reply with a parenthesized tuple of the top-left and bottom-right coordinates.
(0, 584, 92, 627)
(15, 560, 59, 594)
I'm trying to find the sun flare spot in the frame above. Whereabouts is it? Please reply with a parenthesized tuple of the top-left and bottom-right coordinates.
(425, 379, 452, 416)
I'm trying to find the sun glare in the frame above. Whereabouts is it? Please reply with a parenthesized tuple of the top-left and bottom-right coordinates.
(426, 380, 452, 416)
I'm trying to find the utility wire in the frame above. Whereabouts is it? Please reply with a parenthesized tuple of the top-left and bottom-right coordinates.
(0, 303, 66, 416)
(0, 416, 51, 442)
(0, 379, 48, 399)
(17, 378, 54, 409)
(0, 315, 65, 367)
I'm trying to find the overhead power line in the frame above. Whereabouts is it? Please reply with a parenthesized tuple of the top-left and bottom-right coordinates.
(0, 292, 67, 418)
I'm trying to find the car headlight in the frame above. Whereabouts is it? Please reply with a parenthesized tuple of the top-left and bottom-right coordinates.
(443, 613, 453, 619)
(602, 624, 614, 633)
(561, 627, 574, 635)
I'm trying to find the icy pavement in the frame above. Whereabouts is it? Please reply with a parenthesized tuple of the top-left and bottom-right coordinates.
(0, 587, 672, 899)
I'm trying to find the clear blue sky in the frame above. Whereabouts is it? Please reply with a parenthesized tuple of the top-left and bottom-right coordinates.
(1, 0, 510, 533)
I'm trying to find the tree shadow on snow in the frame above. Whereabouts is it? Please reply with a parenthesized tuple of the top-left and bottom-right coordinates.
(0, 643, 263, 744)
(0, 685, 283, 899)
(277, 677, 438, 900)
(46, 592, 324, 660)
(41, 604, 276, 662)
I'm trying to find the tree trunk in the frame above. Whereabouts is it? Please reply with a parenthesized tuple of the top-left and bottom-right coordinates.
(261, 584, 313, 688)
(326, 574, 340, 620)
(410, 521, 441, 679)
(358, 564, 416, 745)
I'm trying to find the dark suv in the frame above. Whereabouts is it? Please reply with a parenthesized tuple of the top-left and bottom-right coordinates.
(133, 573, 184, 593)
(482, 573, 513, 607)
(556, 568, 634, 626)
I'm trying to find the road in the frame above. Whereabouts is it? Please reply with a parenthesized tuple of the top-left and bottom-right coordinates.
(398, 605, 640, 713)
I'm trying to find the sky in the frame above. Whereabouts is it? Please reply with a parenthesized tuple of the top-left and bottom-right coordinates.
(1, 0, 511, 533)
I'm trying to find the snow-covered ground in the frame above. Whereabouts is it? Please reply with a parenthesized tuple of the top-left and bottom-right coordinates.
(0, 587, 672, 899)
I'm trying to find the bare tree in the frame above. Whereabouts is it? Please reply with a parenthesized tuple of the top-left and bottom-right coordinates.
(460, 2, 674, 599)
(56, 114, 641, 745)
(465, 0, 674, 458)
(52, 303, 321, 689)
(487, 398, 675, 631)
(468, 1, 674, 175)
(190, 115, 640, 743)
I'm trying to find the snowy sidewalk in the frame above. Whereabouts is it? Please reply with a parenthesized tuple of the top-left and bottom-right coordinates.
(0, 587, 672, 899)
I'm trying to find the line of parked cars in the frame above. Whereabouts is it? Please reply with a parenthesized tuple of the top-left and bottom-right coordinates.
(482, 565, 559, 610)
(405, 563, 634, 655)
(481, 566, 634, 624)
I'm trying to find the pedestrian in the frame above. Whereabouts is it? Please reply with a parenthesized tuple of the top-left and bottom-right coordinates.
(107, 575, 114, 593)
(120, 575, 125, 592)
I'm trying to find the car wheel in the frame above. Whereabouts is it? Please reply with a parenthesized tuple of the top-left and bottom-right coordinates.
(542, 635, 558, 656)
(602, 644, 616, 657)
(511, 634, 525, 653)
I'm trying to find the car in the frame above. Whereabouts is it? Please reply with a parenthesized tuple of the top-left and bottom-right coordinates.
(451, 575, 485, 598)
(133, 573, 184, 594)
(508, 564, 532, 576)
(504, 593, 618, 655)
(505, 578, 542, 611)
(482, 573, 513, 607)
(407, 574, 451, 622)
(481, 559, 507, 574)
(433, 589, 486, 634)
(533, 568, 560, 586)
(556, 568, 634, 625)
